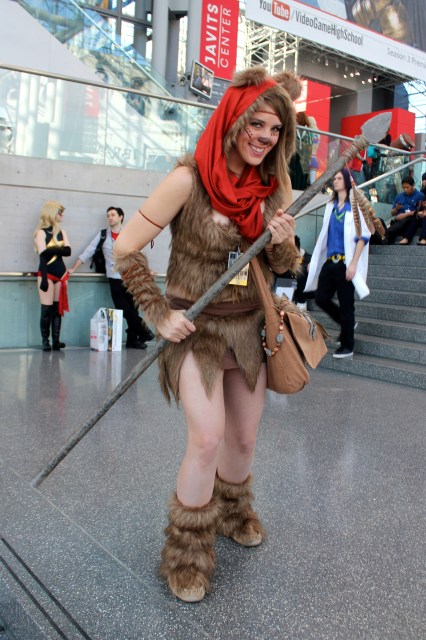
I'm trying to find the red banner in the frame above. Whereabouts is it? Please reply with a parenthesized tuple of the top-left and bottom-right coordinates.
(199, 0, 239, 81)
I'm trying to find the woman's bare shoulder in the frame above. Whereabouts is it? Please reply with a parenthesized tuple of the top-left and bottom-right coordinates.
(145, 164, 194, 216)
(165, 164, 194, 195)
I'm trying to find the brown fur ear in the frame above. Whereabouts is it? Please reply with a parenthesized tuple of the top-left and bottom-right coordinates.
(273, 71, 303, 101)
(231, 65, 269, 87)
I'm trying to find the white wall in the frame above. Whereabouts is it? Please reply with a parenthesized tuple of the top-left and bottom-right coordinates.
(2, 154, 328, 275)
(2, 155, 170, 274)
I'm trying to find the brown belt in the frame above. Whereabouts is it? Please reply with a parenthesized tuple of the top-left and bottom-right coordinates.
(166, 294, 261, 318)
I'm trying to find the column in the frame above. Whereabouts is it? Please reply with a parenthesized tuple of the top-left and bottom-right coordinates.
(134, 0, 148, 60)
(186, 0, 202, 76)
(152, 0, 169, 78)
(166, 18, 181, 86)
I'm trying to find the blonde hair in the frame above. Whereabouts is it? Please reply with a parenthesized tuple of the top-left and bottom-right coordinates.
(34, 200, 65, 247)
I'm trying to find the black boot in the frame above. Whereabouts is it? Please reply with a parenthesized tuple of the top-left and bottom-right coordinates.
(138, 318, 155, 342)
(126, 330, 146, 349)
(40, 305, 52, 351)
(51, 302, 65, 350)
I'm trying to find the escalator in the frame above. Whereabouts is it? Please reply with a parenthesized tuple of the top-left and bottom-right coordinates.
(13, 0, 209, 171)
(20, 0, 177, 98)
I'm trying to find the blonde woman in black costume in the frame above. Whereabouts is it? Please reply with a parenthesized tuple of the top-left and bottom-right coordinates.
(34, 201, 71, 351)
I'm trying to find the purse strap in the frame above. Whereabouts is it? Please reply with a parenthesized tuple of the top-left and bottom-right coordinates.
(250, 255, 275, 309)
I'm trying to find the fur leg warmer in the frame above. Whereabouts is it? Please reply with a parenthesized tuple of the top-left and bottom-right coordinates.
(159, 494, 220, 603)
(115, 251, 170, 327)
(214, 474, 265, 547)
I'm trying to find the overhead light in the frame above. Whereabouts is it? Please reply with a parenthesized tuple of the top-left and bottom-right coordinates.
(362, 80, 365, 84)
(368, 78, 372, 83)
(343, 73, 347, 78)
(350, 72, 354, 77)
(373, 76, 378, 81)
(325, 57, 329, 66)
(355, 70, 360, 76)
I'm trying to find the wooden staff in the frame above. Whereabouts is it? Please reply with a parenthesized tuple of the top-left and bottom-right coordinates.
(31, 112, 391, 488)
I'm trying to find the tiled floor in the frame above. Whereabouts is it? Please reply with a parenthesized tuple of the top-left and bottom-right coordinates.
(1, 347, 425, 639)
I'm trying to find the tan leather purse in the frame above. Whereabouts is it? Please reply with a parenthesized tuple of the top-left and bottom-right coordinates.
(251, 256, 328, 394)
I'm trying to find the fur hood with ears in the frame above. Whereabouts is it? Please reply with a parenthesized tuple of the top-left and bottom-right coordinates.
(231, 66, 302, 102)
(272, 70, 303, 101)
(230, 65, 273, 88)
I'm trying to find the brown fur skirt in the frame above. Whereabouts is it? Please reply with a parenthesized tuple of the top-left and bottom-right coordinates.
(158, 308, 265, 404)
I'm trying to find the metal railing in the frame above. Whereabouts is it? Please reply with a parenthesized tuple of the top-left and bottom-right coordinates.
(0, 63, 421, 181)
(0, 63, 214, 171)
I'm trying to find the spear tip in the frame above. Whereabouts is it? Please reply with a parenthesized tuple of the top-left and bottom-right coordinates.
(361, 112, 392, 144)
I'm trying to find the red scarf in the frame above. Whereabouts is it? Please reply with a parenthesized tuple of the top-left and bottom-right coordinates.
(194, 79, 279, 242)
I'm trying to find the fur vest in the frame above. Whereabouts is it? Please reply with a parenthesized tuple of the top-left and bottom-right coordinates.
(159, 155, 298, 403)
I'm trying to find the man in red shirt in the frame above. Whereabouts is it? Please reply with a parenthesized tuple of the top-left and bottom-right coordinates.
(68, 207, 154, 348)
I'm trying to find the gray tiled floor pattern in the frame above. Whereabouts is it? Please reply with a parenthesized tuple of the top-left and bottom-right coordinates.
(1, 348, 425, 639)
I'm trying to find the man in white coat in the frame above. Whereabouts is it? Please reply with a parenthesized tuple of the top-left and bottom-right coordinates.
(304, 168, 370, 358)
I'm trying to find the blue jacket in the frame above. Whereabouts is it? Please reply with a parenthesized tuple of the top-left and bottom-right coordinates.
(393, 189, 423, 213)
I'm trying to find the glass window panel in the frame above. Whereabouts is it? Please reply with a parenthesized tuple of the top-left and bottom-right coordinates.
(1, 69, 217, 171)
(122, 0, 135, 17)
(121, 20, 151, 61)
(121, 20, 135, 49)
(78, 0, 115, 9)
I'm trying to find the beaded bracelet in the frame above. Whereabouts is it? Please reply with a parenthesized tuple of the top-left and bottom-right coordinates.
(261, 309, 285, 357)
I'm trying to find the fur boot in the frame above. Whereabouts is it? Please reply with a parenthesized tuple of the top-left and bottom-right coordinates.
(159, 494, 220, 603)
(214, 474, 265, 547)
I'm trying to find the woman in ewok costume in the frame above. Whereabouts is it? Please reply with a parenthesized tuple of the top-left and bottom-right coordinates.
(114, 67, 301, 602)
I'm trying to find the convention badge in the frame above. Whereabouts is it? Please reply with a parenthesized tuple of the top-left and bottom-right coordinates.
(228, 249, 249, 286)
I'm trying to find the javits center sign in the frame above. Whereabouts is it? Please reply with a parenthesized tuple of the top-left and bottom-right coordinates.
(246, 0, 426, 82)
(199, 0, 239, 81)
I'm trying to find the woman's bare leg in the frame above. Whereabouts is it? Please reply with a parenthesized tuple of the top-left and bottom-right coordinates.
(177, 352, 226, 507)
(53, 281, 61, 302)
(37, 276, 54, 305)
(37, 279, 62, 303)
(213, 364, 267, 546)
(217, 363, 267, 483)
